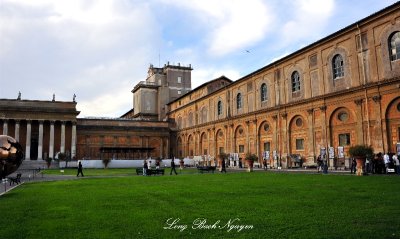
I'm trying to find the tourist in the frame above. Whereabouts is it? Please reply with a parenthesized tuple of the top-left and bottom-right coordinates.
(350, 158, 356, 174)
(143, 160, 148, 176)
(77, 161, 84, 177)
(263, 158, 267, 170)
(317, 155, 322, 172)
(220, 156, 226, 173)
(155, 158, 160, 169)
(393, 154, 399, 175)
(384, 152, 390, 174)
(148, 160, 152, 170)
(170, 159, 178, 175)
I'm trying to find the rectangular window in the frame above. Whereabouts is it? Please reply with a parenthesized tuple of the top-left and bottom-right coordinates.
(239, 145, 244, 153)
(263, 142, 271, 152)
(177, 76, 182, 83)
(177, 90, 181, 95)
(339, 133, 351, 146)
(296, 139, 304, 150)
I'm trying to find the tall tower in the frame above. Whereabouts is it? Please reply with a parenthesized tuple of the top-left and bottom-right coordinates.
(126, 62, 193, 120)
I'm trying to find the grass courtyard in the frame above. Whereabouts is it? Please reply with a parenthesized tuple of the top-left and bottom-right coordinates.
(1, 171, 400, 239)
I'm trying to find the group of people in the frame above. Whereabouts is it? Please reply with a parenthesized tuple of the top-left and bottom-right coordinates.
(350, 152, 400, 174)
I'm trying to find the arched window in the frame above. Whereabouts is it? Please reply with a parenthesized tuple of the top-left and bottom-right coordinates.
(389, 31, 400, 61)
(236, 93, 242, 109)
(217, 101, 223, 116)
(291, 71, 301, 92)
(332, 54, 344, 79)
(260, 83, 267, 102)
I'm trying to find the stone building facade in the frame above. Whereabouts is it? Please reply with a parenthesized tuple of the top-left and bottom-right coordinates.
(167, 3, 400, 167)
(1, 3, 399, 167)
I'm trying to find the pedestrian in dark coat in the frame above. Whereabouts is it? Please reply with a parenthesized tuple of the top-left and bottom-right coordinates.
(77, 161, 84, 177)
(170, 159, 178, 175)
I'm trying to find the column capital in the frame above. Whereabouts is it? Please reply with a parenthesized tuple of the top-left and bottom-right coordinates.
(319, 106, 327, 111)
(15, 119, 21, 124)
(224, 125, 228, 129)
(280, 113, 287, 118)
(252, 119, 257, 124)
(26, 119, 32, 124)
(245, 120, 250, 125)
(72, 121, 77, 126)
(230, 123, 234, 128)
(307, 109, 314, 115)
(354, 99, 363, 106)
(372, 95, 381, 103)
(61, 120, 66, 125)
(2, 119, 8, 123)
(50, 120, 55, 125)
(38, 120, 44, 124)
(272, 115, 278, 120)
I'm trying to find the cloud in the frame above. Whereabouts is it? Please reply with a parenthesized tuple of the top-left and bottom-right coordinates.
(160, 0, 273, 56)
(0, 0, 159, 116)
(192, 67, 241, 89)
(279, 0, 335, 46)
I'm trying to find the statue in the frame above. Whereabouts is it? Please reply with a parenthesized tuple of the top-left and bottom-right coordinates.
(17, 91, 21, 100)
(52, 93, 55, 102)
(73, 94, 76, 102)
(0, 135, 24, 178)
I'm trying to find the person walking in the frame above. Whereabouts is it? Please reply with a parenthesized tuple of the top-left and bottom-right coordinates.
(384, 152, 390, 174)
(170, 158, 178, 175)
(220, 156, 226, 173)
(393, 154, 400, 175)
(350, 158, 356, 174)
(143, 160, 148, 176)
(77, 161, 84, 177)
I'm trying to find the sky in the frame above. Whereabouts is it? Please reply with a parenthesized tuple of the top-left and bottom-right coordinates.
(0, 0, 398, 117)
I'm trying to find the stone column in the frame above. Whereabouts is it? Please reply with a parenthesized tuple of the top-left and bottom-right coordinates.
(224, 125, 228, 152)
(2, 119, 8, 135)
(272, 115, 278, 168)
(246, 121, 250, 153)
(253, 119, 258, 160)
(165, 136, 169, 158)
(160, 137, 164, 158)
(281, 113, 288, 168)
(60, 121, 66, 153)
(230, 124, 234, 153)
(354, 99, 365, 145)
(38, 120, 44, 160)
(49, 121, 55, 159)
(25, 120, 31, 160)
(15, 120, 20, 142)
(71, 121, 77, 158)
(307, 109, 315, 162)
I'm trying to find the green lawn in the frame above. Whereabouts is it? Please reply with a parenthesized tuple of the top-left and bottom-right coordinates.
(1, 172, 400, 239)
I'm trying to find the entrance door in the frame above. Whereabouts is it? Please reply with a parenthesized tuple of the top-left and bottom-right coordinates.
(30, 134, 38, 160)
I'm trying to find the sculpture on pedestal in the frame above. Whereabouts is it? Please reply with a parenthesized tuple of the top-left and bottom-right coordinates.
(0, 135, 24, 178)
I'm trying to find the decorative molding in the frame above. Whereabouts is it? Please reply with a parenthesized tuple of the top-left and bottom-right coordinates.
(372, 95, 381, 103)
(354, 99, 363, 106)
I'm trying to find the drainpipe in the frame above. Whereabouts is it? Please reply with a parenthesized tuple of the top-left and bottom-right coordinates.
(357, 24, 371, 145)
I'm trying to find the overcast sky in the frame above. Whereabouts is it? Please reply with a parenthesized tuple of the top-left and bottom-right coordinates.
(0, 0, 398, 117)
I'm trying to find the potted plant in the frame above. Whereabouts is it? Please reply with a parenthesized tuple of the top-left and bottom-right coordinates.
(348, 145, 373, 176)
(245, 153, 258, 172)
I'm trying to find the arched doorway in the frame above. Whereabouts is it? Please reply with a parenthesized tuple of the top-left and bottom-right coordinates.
(386, 97, 400, 153)
(258, 120, 274, 168)
(288, 115, 308, 167)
